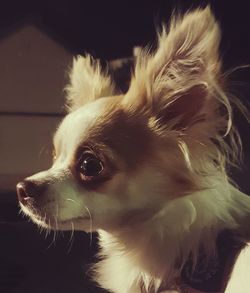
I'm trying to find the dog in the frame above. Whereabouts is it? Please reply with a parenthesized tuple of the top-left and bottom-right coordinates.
(17, 6, 250, 293)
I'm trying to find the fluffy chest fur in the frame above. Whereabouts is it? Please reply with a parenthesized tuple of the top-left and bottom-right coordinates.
(95, 184, 250, 293)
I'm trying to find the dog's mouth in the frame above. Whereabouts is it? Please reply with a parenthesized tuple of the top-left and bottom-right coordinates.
(19, 201, 91, 231)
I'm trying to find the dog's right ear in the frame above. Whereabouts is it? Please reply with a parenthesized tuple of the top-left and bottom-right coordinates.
(65, 55, 115, 111)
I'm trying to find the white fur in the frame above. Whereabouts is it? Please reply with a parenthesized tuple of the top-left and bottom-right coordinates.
(18, 6, 250, 293)
(95, 182, 250, 293)
(225, 244, 250, 293)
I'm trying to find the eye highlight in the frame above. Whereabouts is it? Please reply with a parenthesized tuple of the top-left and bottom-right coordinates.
(77, 152, 104, 181)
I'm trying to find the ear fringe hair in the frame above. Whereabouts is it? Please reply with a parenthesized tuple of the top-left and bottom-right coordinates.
(65, 54, 115, 111)
(177, 79, 249, 181)
(129, 6, 250, 182)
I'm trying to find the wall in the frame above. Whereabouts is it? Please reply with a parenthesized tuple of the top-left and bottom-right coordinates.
(0, 25, 72, 191)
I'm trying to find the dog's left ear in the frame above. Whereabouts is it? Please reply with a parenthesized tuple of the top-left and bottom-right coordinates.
(125, 6, 224, 133)
(65, 55, 115, 111)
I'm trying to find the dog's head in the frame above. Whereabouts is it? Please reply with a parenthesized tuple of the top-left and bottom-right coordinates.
(16, 7, 234, 232)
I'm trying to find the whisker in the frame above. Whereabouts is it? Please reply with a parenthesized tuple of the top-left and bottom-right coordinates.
(67, 221, 75, 254)
(69, 221, 75, 242)
(84, 205, 93, 247)
(53, 216, 58, 243)
(66, 198, 76, 203)
(56, 203, 59, 219)
(44, 213, 49, 239)
(65, 197, 93, 246)
(56, 220, 58, 232)
(47, 218, 56, 250)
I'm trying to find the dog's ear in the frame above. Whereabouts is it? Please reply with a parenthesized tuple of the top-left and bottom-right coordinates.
(65, 55, 115, 111)
(125, 6, 224, 133)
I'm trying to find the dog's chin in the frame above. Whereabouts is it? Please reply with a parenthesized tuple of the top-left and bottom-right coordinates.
(19, 202, 93, 232)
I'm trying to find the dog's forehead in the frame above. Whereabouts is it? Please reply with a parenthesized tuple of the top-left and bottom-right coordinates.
(64, 97, 110, 130)
(54, 96, 130, 157)
(54, 96, 121, 155)
(53, 95, 153, 169)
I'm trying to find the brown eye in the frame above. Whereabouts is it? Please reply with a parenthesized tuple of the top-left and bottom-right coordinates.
(78, 153, 104, 179)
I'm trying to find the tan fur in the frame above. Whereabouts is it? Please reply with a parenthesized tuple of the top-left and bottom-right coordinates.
(18, 6, 250, 293)
(65, 54, 115, 111)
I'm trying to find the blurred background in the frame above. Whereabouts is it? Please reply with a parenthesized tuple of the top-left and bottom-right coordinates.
(0, 0, 250, 292)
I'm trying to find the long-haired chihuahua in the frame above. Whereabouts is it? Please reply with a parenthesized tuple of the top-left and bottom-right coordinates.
(17, 6, 250, 293)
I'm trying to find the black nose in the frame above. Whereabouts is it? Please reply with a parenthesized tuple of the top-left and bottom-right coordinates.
(16, 181, 28, 202)
(16, 180, 48, 203)
(16, 180, 35, 203)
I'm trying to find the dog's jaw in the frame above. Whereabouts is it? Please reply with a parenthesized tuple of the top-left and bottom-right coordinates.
(19, 199, 93, 232)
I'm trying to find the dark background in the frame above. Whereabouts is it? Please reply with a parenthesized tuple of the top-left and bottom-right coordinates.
(0, 0, 250, 292)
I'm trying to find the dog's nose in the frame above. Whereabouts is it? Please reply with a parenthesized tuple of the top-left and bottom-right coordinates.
(16, 181, 34, 203)
(17, 179, 49, 203)
(17, 180, 47, 203)
(16, 181, 30, 204)
(16, 181, 28, 201)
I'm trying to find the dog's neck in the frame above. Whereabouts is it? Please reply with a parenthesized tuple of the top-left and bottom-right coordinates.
(96, 182, 249, 292)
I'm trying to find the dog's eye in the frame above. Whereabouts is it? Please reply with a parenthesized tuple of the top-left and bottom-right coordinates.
(78, 153, 104, 179)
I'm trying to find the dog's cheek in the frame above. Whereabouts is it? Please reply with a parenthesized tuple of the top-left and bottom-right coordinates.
(80, 173, 131, 228)
(47, 179, 86, 222)
(81, 171, 166, 229)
